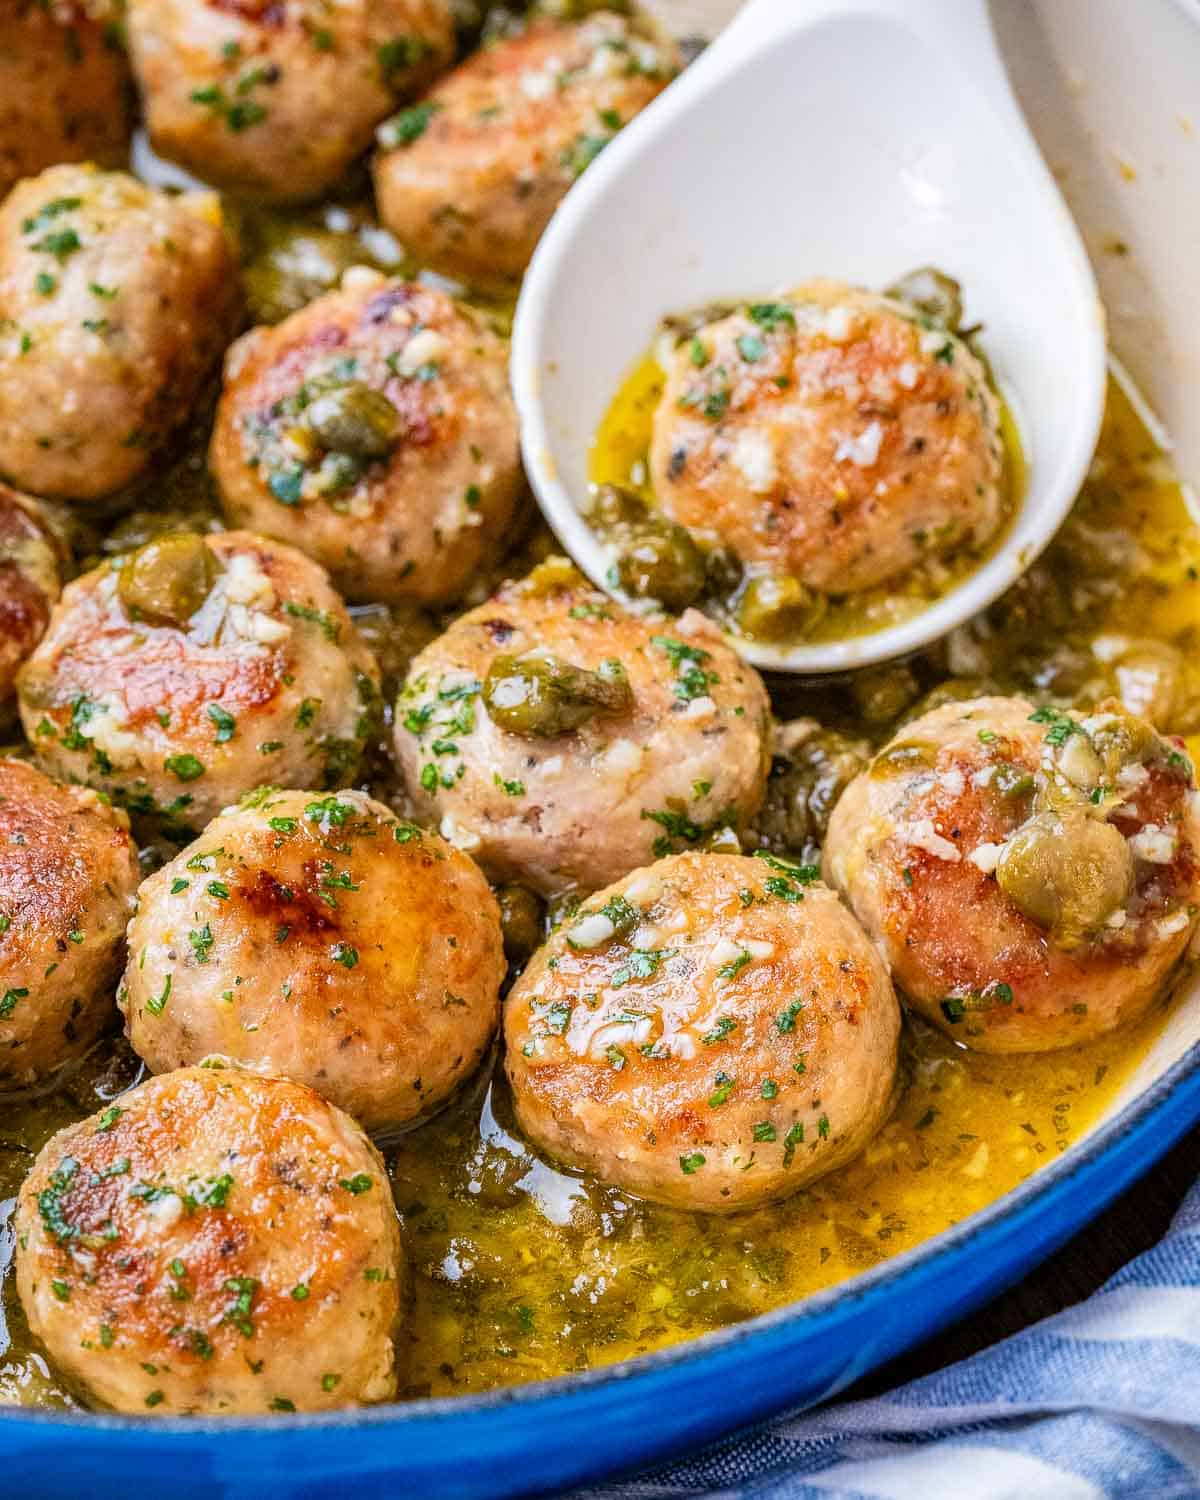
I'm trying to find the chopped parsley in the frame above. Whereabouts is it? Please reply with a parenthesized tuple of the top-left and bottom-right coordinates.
(207, 704, 237, 743)
(165, 754, 205, 782)
(377, 101, 439, 148)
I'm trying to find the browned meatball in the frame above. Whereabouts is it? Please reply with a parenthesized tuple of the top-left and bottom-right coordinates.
(505, 852, 900, 1211)
(0, 165, 241, 501)
(17, 530, 381, 832)
(211, 272, 521, 605)
(0, 484, 62, 703)
(824, 696, 1200, 1051)
(651, 280, 1006, 599)
(15, 1065, 404, 1413)
(372, 12, 673, 289)
(392, 561, 771, 896)
(0, 1, 131, 200)
(123, 789, 505, 1134)
(127, 0, 454, 202)
(0, 758, 140, 1090)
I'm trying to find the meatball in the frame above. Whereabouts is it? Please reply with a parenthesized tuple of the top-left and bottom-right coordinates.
(392, 560, 771, 896)
(15, 1065, 403, 1413)
(211, 272, 521, 605)
(123, 788, 504, 1134)
(650, 279, 1006, 603)
(0, 484, 62, 703)
(505, 851, 899, 1211)
(0, 758, 139, 1090)
(17, 531, 380, 833)
(0, 1, 131, 200)
(127, 0, 454, 202)
(372, 12, 673, 289)
(0, 165, 241, 502)
(823, 695, 1200, 1052)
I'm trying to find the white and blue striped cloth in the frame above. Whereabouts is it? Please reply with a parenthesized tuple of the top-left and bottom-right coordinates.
(579, 1179, 1200, 1499)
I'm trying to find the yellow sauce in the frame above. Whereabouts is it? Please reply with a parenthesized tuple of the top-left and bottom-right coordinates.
(589, 345, 1025, 644)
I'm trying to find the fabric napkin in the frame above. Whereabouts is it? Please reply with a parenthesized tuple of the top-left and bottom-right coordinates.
(573, 1179, 1200, 1499)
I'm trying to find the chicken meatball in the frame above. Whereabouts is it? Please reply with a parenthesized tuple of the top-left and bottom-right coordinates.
(124, 788, 504, 1134)
(392, 560, 771, 896)
(505, 851, 899, 1211)
(0, 165, 241, 502)
(0, 1, 131, 200)
(0, 758, 139, 1090)
(15, 1065, 403, 1413)
(372, 12, 673, 289)
(211, 272, 521, 605)
(0, 485, 62, 704)
(824, 695, 1200, 1052)
(650, 279, 1006, 604)
(127, 0, 454, 202)
(17, 531, 380, 833)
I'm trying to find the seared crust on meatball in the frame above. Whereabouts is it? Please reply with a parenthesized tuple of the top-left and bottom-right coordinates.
(392, 561, 771, 896)
(0, 758, 139, 1090)
(505, 851, 900, 1211)
(17, 531, 380, 832)
(0, 485, 62, 703)
(15, 1065, 404, 1413)
(211, 273, 521, 605)
(0, 1, 131, 199)
(824, 696, 1200, 1052)
(372, 13, 673, 289)
(0, 165, 241, 502)
(127, 0, 454, 202)
(123, 789, 504, 1133)
(651, 280, 1006, 595)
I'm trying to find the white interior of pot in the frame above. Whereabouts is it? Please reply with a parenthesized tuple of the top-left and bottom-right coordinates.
(1001, 0, 1200, 1117)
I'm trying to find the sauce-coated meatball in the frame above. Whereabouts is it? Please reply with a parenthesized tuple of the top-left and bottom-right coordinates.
(372, 12, 673, 289)
(0, 758, 139, 1090)
(824, 696, 1200, 1052)
(651, 279, 1006, 598)
(127, 0, 454, 202)
(505, 851, 899, 1211)
(0, 1, 131, 199)
(123, 789, 504, 1134)
(211, 272, 520, 605)
(0, 484, 62, 703)
(17, 531, 380, 833)
(0, 165, 241, 501)
(392, 561, 771, 896)
(15, 1065, 403, 1413)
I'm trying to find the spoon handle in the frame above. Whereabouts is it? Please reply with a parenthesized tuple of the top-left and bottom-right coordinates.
(713, 0, 1023, 129)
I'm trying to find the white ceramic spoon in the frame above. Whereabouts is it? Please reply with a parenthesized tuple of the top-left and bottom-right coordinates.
(511, 0, 1107, 674)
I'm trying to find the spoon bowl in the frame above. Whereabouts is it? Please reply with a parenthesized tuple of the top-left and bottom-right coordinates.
(511, 0, 1107, 673)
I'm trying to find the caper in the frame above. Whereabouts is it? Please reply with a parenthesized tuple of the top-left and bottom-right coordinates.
(590, 484, 648, 528)
(751, 723, 869, 860)
(885, 266, 964, 331)
(613, 523, 706, 613)
(496, 884, 545, 965)
(483, 651, 634, 737)
(850, 664, 920, 726)
(995, 809, 1133, 946)
(116, 533, 219, 627)
(587, 484, 706, 612)
(908, 677, 995, 718)
(870, 739, 937, 777)
(305, 383, 400, 460)
(735, 574, 825, 642)
(1084, 704, 1166, 784)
